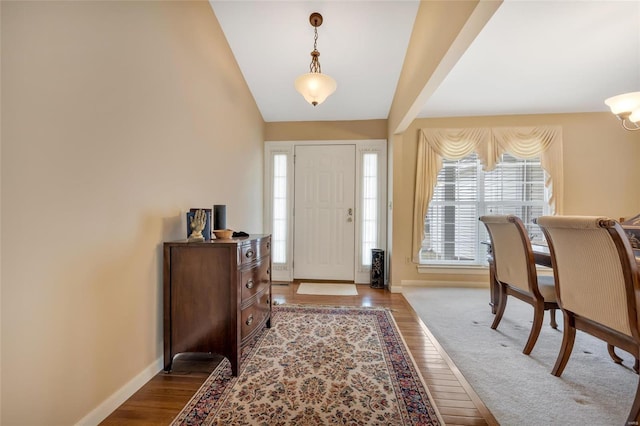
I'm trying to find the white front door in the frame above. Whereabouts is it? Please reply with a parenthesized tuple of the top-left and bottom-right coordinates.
(293, 145, 355, 280)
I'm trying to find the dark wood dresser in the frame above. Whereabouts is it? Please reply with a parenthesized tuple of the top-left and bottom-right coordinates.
(163, 234, 271, 376)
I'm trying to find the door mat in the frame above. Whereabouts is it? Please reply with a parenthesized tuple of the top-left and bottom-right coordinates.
(296, 283, 358, 296)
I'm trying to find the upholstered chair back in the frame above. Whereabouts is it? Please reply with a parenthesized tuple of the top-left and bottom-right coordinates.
(536, 216, 638, 337)
(480, 215, 534, 294)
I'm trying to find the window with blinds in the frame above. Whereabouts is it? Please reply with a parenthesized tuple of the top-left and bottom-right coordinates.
(272, 154, 288, 264)
(361, 153, 378, 266)
(421, 152, 547, 265)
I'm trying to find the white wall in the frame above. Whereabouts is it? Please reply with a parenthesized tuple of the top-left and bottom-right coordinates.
(1, 1, 264, 424)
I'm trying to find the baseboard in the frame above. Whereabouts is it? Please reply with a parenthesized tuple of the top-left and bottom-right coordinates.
(388, 283, 403, 293)
(75, 357, 163, 426)
(400, 279, 489, 288)
(416, 265, 489, 275)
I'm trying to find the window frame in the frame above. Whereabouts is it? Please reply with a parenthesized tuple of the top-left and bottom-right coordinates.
(264, 140, 387, 283)
(264, 146, 295, 278)
(420, 153, 550, 266)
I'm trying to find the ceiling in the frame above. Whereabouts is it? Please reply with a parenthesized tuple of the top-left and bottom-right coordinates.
(209, 0, 640, 123)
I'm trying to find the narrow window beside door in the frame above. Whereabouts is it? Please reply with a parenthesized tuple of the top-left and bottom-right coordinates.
(272, 154, 287, 264)
(361, 153, 378, 266)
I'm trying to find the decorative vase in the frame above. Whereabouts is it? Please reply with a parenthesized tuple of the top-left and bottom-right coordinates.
(370, 249, 385, 289)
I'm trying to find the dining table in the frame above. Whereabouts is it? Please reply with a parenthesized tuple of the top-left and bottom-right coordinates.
(484, 242, 640, 315)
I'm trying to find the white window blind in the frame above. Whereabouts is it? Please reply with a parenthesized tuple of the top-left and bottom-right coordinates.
(272, 154, 287, 264)
(361, 153, 378, 266)
(421, 153, 547, 265)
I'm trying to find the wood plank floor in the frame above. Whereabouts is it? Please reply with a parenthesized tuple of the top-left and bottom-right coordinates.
(100, 283, 498, 425)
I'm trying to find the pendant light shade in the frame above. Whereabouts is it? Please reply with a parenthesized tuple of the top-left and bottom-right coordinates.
(295, 13, 336, 106)
(604, 91, 640, 131)
(295, 72, 337, 106)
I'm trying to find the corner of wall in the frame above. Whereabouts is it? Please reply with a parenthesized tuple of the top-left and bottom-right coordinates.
(74, 358, 163, 426)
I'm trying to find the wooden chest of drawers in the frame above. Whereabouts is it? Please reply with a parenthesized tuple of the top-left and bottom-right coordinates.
(163, 235, 271, 376)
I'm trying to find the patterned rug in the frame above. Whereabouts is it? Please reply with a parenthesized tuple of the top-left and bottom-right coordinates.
(171, 304, 443, 425)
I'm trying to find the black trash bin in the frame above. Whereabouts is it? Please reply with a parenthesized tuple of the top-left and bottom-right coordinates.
(370, 249, 385, 289)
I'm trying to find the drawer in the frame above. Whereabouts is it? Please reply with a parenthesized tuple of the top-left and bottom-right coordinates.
(240, 288, 271, 342)
(260, 237, 271, 258)
(239, 237, 271, 266)
(240, 258, 270, 302)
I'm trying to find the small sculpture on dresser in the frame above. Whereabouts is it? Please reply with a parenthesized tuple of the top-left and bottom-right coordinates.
(188, 209, 206, 242)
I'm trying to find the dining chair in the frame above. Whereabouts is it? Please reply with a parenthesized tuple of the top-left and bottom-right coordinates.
(479, 215, 558, 355)
(536, 215, 640, 424)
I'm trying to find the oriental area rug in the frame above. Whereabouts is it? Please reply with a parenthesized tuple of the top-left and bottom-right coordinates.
(171, 305, 443, 425)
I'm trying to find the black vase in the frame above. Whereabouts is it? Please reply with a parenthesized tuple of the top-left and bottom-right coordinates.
(213, 204, 226, 230)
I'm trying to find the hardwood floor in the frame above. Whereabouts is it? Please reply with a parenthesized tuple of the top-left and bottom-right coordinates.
(100, 283, 498, 425)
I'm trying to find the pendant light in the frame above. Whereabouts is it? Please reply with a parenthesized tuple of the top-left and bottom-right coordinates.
(604, 92, 640, 131)
(294, 13, 337, 106)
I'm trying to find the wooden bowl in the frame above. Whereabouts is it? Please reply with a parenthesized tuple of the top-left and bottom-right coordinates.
(213, 229, 233, 240)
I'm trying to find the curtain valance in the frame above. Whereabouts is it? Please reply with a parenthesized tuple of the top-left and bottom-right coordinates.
(412, 125, 563, 262)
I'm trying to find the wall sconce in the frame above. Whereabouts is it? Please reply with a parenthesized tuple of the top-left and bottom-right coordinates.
(294, 13, 337, 106)
(604, 92, 640, 131)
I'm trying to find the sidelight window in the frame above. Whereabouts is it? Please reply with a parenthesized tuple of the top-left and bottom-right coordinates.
(361, 153, 378, 266)
(272, 154, 288, 264)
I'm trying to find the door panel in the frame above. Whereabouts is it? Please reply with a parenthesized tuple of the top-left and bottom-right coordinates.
(294, 145, 355, 280)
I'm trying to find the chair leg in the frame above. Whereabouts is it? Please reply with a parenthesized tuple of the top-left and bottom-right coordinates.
(491, 284, 507, 330)
(523, 302, 544, 355)
(608, 344, 640, 374)
(552, 311, 576, 377)
(608, 344, 623, 364)
(549, 308, 558, 329)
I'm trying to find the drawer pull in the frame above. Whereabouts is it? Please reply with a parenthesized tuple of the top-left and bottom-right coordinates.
(266, 269, 270, 275)
(245, 249, 255, 259)
(266, 242, 270, 249)
(266, 298, 270, 305)
(245, 279, 254, 289)
(245, 315, 254, 326)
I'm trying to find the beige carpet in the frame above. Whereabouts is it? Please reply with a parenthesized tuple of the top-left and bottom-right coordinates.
(403, 287, 636, 426)
(296, 283, 358, 296)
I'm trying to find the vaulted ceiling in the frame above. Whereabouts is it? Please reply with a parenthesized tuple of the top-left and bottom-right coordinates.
(209, 0, 640, 123)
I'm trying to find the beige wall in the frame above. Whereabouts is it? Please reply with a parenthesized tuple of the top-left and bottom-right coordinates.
(1, 1, 264, 424)
(391, 112, 640, 287)
(265, 119, 387, 141)
(3, 1, 638, 423)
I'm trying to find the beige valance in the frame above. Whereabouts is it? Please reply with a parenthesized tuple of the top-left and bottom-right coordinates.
(412, 126, 563, 262)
